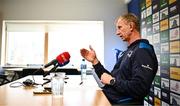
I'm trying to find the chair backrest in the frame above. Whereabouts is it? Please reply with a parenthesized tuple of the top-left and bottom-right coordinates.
(0, 67, 10, 85)
(0, 67, 5, 74)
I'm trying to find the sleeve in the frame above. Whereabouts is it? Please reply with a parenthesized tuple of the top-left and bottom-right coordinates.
(113, 48, 158, 99)
(93, 62, 111, 78)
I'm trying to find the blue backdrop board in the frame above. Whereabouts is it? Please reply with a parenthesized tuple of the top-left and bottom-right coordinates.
(140, 0, 180, 105)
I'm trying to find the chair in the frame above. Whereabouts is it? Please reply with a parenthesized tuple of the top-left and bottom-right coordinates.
(0, 67, 10, 85)
(0, 74, 10, 85)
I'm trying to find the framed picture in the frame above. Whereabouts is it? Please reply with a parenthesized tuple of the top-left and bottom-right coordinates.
(169, 14, 179, 29)
(170, 41, 180, 53)
(170, 67, 180, 80)
(170, 93, 180, 106)
(170, 27, 180, 41)
(170, 54, 180, 67)
(170, 80, 180, 94)
(160, 7, 168, 20)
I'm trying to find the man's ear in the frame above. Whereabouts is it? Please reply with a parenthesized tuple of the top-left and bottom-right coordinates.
(129, 22, 135, 31)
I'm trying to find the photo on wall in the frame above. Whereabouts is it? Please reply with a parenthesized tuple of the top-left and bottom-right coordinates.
(160, 53, 170, 66)
(153, 22, 160, 33)
(161, 77, 169, 90)
(141, 0, 146, 10)
(160, 19, 169, 31)
(170, 40, 180, 53)
(153, 33, 160, 44)
(161, 66, 170, 78)
(169, 3, 179, 16)
(170, 67, 180, 80)
(154, 86, 161, 98)
(146, 15, 152, 25)
(170, 27, 180, 41)
(141, 10, 147, 20)
(146, 0, 152, 8)
(147, 6, 152, 17)
(147, 26, 153, 36)
(152, 0, 159, 13)
(141, 20, 146, 27)
(161, 42, 169, 53)
(154, 97, 161, 106)
(160, 7, 169, 20)
(161, 89, 170, 103)
(154, 76, 161, 87)
(169, 0, 177, 5)
(170, 93, 180, 106)
(162, 101, 170, 106)
(170, 54, 180, 67)
(154, 43, 161, 54)
(160, 30, 169, 43)
(160, 0, 168, 9)
(141, 27, 147, 38)
(148, 95, 154, 105)
(153, 12, 159, 24)
(144, 100, 148, 106)
(169, 14, 179, 29)
(170, 80, 180, 95)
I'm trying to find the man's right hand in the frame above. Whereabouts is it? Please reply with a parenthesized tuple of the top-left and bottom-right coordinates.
(80, 45, 99, 65)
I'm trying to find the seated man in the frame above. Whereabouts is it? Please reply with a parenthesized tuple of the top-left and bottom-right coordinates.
(80, 13, 158, 105)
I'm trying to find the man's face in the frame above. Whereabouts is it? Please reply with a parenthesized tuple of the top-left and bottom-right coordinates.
(116, 18, 132, 41)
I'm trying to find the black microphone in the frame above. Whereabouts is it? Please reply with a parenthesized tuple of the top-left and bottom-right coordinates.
(44, 59, 57, 68)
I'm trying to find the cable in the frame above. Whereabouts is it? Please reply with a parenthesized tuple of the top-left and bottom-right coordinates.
(9, 82, 24, 88)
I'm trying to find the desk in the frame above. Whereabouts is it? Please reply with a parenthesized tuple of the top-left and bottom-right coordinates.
(0, 75, 111, 106)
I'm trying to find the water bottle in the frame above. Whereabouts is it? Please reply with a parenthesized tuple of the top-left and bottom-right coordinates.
(80, 59, 87, 80)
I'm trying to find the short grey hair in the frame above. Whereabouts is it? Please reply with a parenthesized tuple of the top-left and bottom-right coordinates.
(119, 13, 140, 32)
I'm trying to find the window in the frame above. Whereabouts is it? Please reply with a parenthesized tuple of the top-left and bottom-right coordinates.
(6, 32, 44, 65)
(1, 21, 104, 68)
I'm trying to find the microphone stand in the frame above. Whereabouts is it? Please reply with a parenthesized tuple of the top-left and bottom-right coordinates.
(43, 64, 59, 77)
(42, 64, 59, 86)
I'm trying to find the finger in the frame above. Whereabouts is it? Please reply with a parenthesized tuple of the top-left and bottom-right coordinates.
(80, 48, 89, 56)
(89, 45, 94, 51)
(80, 49, 86, 54)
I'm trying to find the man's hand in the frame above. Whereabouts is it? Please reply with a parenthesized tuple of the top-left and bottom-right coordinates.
(101, 73, 113, 85)
(80, 45, 99, 65)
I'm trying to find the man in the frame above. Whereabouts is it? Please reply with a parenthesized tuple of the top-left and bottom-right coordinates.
(80, 13, 158, 105)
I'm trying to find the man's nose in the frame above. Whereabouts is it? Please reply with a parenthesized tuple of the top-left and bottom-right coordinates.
(116, 30, 120, 35)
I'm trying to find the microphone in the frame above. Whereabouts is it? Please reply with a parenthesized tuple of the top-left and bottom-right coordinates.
(43, 52, 70, 77)
(44, 52, 70, 68)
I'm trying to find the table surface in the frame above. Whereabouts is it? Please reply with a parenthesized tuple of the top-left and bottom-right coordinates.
(0, 75, 111, 106)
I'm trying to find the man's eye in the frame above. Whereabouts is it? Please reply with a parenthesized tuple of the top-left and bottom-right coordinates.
(118, 26, 121, 29)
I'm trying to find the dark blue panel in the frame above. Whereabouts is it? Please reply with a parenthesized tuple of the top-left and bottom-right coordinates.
(128, 0, 141, 18)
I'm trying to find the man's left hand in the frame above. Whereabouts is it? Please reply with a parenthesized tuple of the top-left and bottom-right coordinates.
(101, 73, 113, 85)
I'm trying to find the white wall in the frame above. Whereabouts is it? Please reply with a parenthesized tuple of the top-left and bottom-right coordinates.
(0, 0, 3, 60)
(0, 0, 128, 71)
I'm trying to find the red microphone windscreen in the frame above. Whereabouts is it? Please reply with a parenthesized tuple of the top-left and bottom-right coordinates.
(56, 52, 70, 64)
